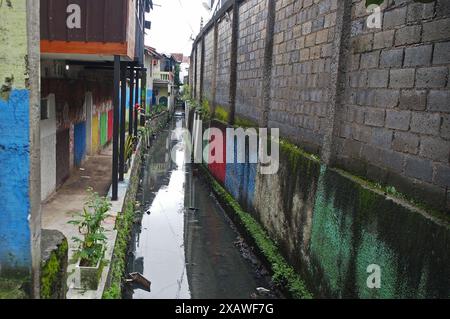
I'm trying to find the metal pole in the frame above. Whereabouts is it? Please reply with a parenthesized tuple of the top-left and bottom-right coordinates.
(129, 67, 135, 136)
(112, 55, 121, 201)
(134, 68, 140, 137)
(119, 62, 127, 181)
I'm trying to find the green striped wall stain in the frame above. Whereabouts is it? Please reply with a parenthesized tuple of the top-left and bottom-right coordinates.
(100, 113, 107, 146)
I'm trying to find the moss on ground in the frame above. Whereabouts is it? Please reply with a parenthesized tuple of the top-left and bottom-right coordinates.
(102, 199, 136, 299)
(214, 106, 229, 123)
(199, 164, 312, 299)
(0, 278, 28, 299)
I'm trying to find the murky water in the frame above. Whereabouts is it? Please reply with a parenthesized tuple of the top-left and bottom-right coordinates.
(124, 112, 276, 299)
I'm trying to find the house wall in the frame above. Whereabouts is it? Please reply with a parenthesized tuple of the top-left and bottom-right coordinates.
(0, 0, 40, 293)
(40, 94, 57, 201)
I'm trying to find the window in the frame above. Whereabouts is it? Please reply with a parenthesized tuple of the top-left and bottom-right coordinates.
(41, 98, 49, 120)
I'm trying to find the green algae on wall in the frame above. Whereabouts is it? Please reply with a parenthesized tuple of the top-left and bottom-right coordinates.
(199, 164, 312, 299)
(310, 165, 450, 298)
(0, 278, 29, 299)
(0, 0, 28, 95)
(41, 239, 68, 299)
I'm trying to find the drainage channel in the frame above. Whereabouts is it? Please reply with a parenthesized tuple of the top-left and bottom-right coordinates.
(124, 112, 280, 299)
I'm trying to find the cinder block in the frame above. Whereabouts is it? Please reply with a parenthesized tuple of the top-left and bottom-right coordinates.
(360, 51, 380, 69)
(389, 69, 415, 89)
(368, 69, 389, 88)
(399, 90, 427, 111)
(405, 156, 433, 182)
(434, 163, 450, 188)
(441, 115, 450, 139)
(433, 42, 450, 65)
(380, 49, 404, 68)
(385, 110, 411, 131)
(365, 109, 386, 127)
(428, 90, 450, 112)
(410, 112, 441, 135)
(423, 19, 450, 41)
(383, 7, 407, 29)
(395, 25, 422, 46)
(420, 136, 450, 163)
(373, 30, 395, 49)
(371, 127, 393, 149)
(392, 131, 420, 154)
(416, 67, 448, 89)
(404, 45, 432, 67)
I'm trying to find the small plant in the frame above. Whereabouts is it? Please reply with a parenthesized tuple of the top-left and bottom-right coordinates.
(124, 135, 136, 162)
(69, 188, 111, 267)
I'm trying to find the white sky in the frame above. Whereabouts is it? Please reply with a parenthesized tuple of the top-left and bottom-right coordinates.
(145, 0, 213, 57)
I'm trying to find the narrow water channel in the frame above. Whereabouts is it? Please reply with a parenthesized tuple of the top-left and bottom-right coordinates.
(124, 112, 277, 299)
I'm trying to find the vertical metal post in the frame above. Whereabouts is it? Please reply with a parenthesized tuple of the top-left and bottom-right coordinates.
(129, 67, 135, 136)
(228, 0, 239, 126)
(119, 62, 127, 181)
(260, 0, 275, 127)
(134, 68, 140, 137)
(142, 69, 147, 115)
(112, 55, 121, 201)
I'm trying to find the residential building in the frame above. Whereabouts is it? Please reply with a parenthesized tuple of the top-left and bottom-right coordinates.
(0, 0, 152, 297)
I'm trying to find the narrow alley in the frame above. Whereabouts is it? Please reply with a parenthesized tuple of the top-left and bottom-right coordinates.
(1, 0, 450, 307)
(125, 112, 277, 299)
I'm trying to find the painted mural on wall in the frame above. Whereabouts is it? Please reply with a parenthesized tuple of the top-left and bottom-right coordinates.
(0, 0, 32, 277)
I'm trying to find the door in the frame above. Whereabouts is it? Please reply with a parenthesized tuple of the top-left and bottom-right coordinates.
(56, 128, 70, 187)
(74, 121, 86, 167)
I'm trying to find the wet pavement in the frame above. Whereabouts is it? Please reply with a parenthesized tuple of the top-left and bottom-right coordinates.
(125, 112, 277, 299)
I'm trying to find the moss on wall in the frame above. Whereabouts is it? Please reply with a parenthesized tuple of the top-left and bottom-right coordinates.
(0, 278, 29, 299)
(40, 238, 68, 299)
(310, 166, 450, 298)
(214, 105, 229, 123)
(199, 164, 312, 299)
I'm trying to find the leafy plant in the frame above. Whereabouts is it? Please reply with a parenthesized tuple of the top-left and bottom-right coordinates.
(124, 135, 136, 162)
(69, 188, 111, 267)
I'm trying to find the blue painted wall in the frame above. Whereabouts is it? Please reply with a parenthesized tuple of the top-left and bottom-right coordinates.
(119, 86, 142, 110)
(224, 138, 257, 211)
(0, 89, 31, 275)
(74, 121, 87, 167)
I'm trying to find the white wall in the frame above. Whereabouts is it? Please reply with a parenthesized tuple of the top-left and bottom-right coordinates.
(40, 94, 57, 201)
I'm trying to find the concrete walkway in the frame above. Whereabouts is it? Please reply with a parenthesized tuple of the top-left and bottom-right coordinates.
(41, 145, 127, 299)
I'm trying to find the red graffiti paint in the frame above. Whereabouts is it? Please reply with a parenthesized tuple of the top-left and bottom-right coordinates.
(208, 125, 227, 184)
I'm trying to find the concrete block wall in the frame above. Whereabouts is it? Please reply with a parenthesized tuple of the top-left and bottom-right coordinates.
(215, 12, 234, 110)
(203, 30, 215, 103)
(269, 0, 337, 154)
(335, 0, 450, 210)
(236, 0, 267, 123)
(201, 119, 450, 298)
(191, 0, 450, 212)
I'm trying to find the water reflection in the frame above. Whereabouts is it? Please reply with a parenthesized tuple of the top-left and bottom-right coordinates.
(125, 114, 273, 299)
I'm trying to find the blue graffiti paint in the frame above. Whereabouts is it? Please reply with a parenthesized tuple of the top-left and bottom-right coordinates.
(224, 137, 256, 210)
(74, 121, 87, 166)
(147, 89, 153, 108)
(0, 89, 31, 274)
(119, 85, 142, 110)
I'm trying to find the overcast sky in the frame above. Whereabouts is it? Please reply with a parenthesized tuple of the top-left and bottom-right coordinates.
(145, 0, 213, 57)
